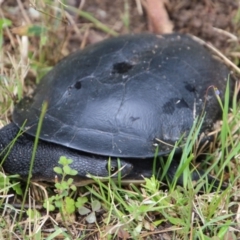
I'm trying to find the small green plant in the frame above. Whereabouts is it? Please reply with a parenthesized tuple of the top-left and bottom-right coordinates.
(43, 156, 88, 217)
(78, 199, 102, 223)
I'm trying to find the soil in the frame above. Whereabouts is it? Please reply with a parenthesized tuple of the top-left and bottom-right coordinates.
(75, 0, 239, 54)
(2, 0, 239, 59)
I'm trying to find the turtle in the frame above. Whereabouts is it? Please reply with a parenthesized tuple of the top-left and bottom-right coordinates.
(0, 33, 233, 186)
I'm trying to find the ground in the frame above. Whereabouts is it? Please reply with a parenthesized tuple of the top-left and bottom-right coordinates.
(0, 0, 240, 239)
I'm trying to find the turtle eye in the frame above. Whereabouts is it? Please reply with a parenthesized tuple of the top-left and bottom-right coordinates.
(106, 162, 118, 174)
(110, 166, 117, 173)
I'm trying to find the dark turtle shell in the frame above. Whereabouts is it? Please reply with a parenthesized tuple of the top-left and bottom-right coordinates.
(13, 33, 231, 158)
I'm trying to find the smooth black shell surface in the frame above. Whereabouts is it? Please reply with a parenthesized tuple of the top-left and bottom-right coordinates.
(13, 33, 231, 158)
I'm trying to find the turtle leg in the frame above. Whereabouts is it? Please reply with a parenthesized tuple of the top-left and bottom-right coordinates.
(0, 123, 133, 182)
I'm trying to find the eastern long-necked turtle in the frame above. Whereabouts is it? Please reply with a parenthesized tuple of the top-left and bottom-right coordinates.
(0, 33, 232, 185)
